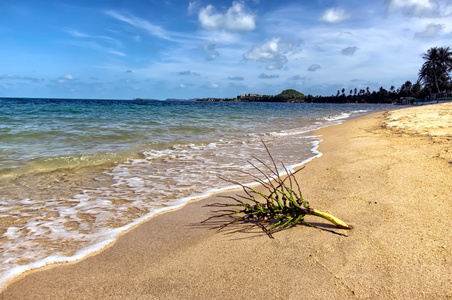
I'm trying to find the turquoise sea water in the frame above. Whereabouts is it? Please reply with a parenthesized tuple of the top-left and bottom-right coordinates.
(0, 98, 393, 288)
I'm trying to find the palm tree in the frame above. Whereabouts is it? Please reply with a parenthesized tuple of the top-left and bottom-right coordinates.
(418, 46, 452, 97)
(399, 81, 413, 97)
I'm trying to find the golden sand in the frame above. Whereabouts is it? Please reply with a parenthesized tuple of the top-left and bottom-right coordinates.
(386, 102, 452, 136)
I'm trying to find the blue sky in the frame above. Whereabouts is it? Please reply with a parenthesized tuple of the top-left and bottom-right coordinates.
(1, 0, 451, 99)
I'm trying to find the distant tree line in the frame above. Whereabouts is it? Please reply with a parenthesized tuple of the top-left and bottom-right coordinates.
(303, 80, 424, 104)
(197, 46, 452, 104)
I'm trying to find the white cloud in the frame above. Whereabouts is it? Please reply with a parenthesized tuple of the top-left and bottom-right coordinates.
(58, 74, 74, 83)
(245, 37, 280, 60)
(65, 30, 123, 48)
(66, 30, 90, 38)
(414, 23, 444, 38)
(244, 37, 301, 70)
(67, 40, 126, 57)
(198, 2, 256, 33)
(108, 50, 127, 57)
(319, 8, 349, 23)
(104, 10, 173, 41)
(188, 1, 200, 15)
(65, 30, 121, 46)
(386, 0, 438, 16)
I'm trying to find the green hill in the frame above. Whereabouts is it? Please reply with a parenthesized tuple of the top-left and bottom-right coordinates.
(275, 89, 306, 102)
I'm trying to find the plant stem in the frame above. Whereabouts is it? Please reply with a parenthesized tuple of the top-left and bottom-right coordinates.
(311, 209, 352, 229)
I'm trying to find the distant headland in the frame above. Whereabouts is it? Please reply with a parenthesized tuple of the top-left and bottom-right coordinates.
(195, 87, 451, 105)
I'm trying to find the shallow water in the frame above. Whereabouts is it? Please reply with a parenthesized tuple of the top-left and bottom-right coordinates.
(0, 98, 393, 288)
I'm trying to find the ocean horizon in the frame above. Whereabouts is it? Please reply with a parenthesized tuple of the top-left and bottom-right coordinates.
(0, 97, 394, 288)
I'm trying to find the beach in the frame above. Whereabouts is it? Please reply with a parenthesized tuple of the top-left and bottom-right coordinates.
(1, 103, 451, 299)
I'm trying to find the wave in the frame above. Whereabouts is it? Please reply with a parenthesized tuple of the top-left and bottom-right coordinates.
(0, 152, 131, 180)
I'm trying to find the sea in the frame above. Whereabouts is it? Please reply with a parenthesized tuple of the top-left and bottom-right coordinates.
(0, 97, 394, 288)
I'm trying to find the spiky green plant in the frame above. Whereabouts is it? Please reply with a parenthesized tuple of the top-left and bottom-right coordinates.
(202, 142, 351, 238)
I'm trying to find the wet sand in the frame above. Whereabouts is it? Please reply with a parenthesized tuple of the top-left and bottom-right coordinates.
(1, 103, 451, 299)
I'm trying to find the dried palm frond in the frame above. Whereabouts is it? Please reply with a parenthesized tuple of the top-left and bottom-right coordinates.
(202, 142, 351, 238)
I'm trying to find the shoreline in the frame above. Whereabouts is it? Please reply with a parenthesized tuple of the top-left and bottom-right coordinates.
(1, 103, 451, 299)
(0, 134, 322, 293)
(0, 100, 383, 287)
(0, 110, 331, 292)
(0, 131, 325, 293)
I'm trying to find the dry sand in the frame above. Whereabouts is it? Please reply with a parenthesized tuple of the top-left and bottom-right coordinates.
(1, 103, 451, 300)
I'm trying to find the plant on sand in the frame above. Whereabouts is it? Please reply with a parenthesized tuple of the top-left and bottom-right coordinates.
(202, 142, 351, 238)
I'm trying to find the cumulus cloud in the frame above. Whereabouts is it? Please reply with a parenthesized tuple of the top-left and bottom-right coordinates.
(245, 38, 280, 60)
(341, 46, 359, 56)
(228, 76, 244, 80)
(244, 37, 300, 70)
(258, 73, 279, 79)
(414, 23, 444, 38)
(307, 64, 321, 72)
(385, 0, 439, 17)
(319, 8, 349, 23)
(198, 2, 256, 33)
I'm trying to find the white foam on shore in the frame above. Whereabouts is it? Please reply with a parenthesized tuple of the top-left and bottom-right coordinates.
(320, 109, 369, 122)
(0, 198, 187, 291)
(0, 170, 274, 291)
(0, 137, 326, 292)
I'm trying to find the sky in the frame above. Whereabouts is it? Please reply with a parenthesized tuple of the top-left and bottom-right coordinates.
(1, 0, 452, 100)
